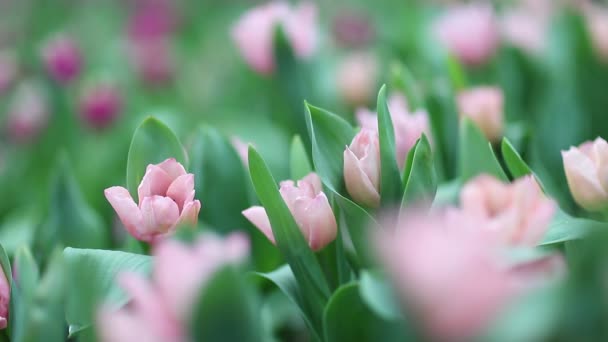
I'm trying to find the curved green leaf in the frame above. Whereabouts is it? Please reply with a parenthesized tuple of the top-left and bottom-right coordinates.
(377, 85, 403, 205)
(333, 192, 376, 268)
(459, 118, 507, 182)
(359, 271, 402, 322)
(401, 134, 437, 208)
(501, 138, 533, 179)
(540, 209, 605, 245)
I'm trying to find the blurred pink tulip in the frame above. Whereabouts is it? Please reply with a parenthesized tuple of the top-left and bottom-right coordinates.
(585, 5, 608, 62)
(332, 11, 374, 48)
(105, 158, 202, 243)
(336, 51, 379, 106)
(0, 263, 9, 329)
(562, 137, 608, 211)
(357, 93, 431, 169)
(344, 129, 381, 207)
(231, 1, 318, 74)
(128, 39, 175, 85)
(41, 34, 82, 84)
(79, 82, 122, 130)
(457, 86, 504, 142)
(0, 51, 17, 95)
(242, 172, 337, 251)
(434, 3, 499, 66)
(5, 81, 48, 143)
(500, 9, 547, 55)
(460, 174, 556, 246)
(97, 232, 249, 342)
(127, 0, 177, 42)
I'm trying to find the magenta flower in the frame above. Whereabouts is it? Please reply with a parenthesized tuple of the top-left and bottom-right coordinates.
(457, 86, 504, 142)
(79, 82, 122, 130)
(127, 39, 175, 86)
(97, 232, 249, 342)
(344, 129, 381, 207)
(0, 263, 9, 329)
(242, 172, 337, 251)
(41, 34, 82, 84)
(105, 158, 202, 243)
(6, 81, 48, 143)
(231, 1, 318, 74)
(562, 137, 608, 211)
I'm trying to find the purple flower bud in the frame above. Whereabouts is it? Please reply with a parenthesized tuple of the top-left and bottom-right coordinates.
(42, 34, 82, 84)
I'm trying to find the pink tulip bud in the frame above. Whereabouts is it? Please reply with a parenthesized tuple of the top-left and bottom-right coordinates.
(0, 51, 17, 95)
(562, 137, 608, 211)
(457, 86, 504, 142)
(97, 232, 249, 342)
(336, 51, 379, 106)
(231, 1, 318, 75)
(344, 129, 381, 207)
(6, 81, 48, 143)
(79, 82, 122, 130)
(434, 3, 499, 66)
(356, 93, 431, 169)
(460, 174, 556, 246)
(242, 172, 337, 251)
(0, 262, 9, 330)
(105, 158, 202, 243)
(41, 34, 82, 84)
(127, 39, 175, 86)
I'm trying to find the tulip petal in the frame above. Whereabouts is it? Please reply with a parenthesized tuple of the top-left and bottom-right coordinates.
(166, 174, 195, 211)
(242, 206, 275, 244)
(104, 186, 144, 240)
(177, 200, 201, 227)
(344, 147, 380, 207)
(302, 193, 337, 251)
(140, 196, 180, 236)
(562, 147, 608, 210)
(156, 158, 187, 180)
(137, 165, 172, 202)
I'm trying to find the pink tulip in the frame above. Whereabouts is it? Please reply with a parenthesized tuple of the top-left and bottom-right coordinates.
(457, 86, 504, 142)
(562, 137, 608, 211)
(332, 11, 374, 48)
(344, 129, 381, 207)
(242, 172, 337, 251)
(105, 158, 202, 243)
(97, 232, 249, 342)
(460, 174, 556, 246)
(0, 263, 9, 329)
(336, 51, 379, 106)
(356, 93, 431, 169)
(127, 39, 175, 86)
(127, 0, 177, 42)
(41, 34, 82, 84)
(434, 3, 499, 66)
(0, 51, 17, 95)
(500, 9, 548, 55)
(6, 81, 48, 143)
(585, 5, 608, 62)
(79, 82, 122, 130)
(231, 1, 318, 74)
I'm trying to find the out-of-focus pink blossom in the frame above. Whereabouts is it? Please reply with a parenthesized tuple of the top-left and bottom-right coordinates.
(230, 137, 250, 167)
(0, 262, 9, 330)
(500, 9, 548, 55)
(231, 1, 318, 74)
(357, 93, 431, 169)
(344, 129, 381, 207)
(97, 232, 249, 342)
(242, 172, 337, 251)
(336, 51, 378, 106)
(41, 34, 82, 84)
(127, 0, 177, 42)
(5, 81, 48, 143)
(105, 158, 202, 243)
(0, 51, 17, 95)
(460, 174, 556, 246)
(457, 86, 504, 142)
(79, 82, 122, 130)
(562, 137, 608, 211)
(433, 3, 499, 66)
(585, 5, 608, 62)
(127, 39, 175, 85)
(332, 11, 374, 47)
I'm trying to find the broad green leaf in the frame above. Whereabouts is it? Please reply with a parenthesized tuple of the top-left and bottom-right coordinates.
(290, 135, 312, 180)
(64, 248, 152, 335)
(359, 271, 402, 321)
(13, 247, 39, 302)
(126, 116, 186, 198)
(459, 118, 507, 182)
(401, 134, 437, 208)
(323, 283, 408, 342)
(305, 103, 356, 192)
(248, 147, 329, 334)
(191, 266, 262, 342)
(190, 126, 250, 231)
(333, 193, 376, 268)
(431, 180, 461, 209)
(377, 85, 403, 205)
(540, 209, 604, 245)
(501, 138, 533, 179)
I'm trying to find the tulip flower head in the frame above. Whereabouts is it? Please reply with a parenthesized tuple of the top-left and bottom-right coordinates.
(105, 158, 202, 243)
(344, 128, 381, 207)
(41, 34, 82, 84)
(97, 232, 249, 342)
(460, 174, 556, 246)
(242, 172, 337, 251)
(356, 93, 431, 169)
(0, 263, 9, 330)
(231, 1, 318, 74)
(5, 81, 48, 143)
(457, 86, 504, 142)
(562, 137, 608, 211)
(336, 51, 379, 106)
(79, 82, 122, 130)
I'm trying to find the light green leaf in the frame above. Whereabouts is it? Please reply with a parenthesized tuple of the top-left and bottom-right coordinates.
(359, 271, 402, 322)
(501, 138, 533, 179)
(333, 193, 376, 268)
(540, 209, 604, 245)
(401, 134, 437, 208)
(459, 118, 507, 182)
(390, 63, 423, 110)
(377, 85, 403, 205)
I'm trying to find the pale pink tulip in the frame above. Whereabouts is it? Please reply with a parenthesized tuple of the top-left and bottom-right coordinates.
(231, 1, 318, 74)
(585, 5, 608, 62)
(0, 263, 9, 329)
(105, 158, 202, 243)
(434, 3, 499, 66)
(500, 9, 547, 55)
(336, 51, 378, 106)
(460, 174, 556, 246)
(356, 93, 431, 169)
(242, 172, 337, 251)
(41, 34, 82, 84)
(6, 81, 48, 143)
(457, 86, 504, 142)
(79, 82, 122, 130)
(128, 39, 175, 85)
(344, 129, 381, 207)
(97, 232, 249, 342)
(562, 137, 608, 211)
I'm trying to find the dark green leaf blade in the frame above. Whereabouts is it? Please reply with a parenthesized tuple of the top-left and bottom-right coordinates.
(401, 134, 437, 208)
(459, 118, 507, 182)
(376, 85, 403, 205)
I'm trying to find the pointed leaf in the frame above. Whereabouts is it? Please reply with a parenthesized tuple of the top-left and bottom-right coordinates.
(333, 192, 376, 268)
(377, 85, 403, 205)
(459, 118, 507, 182)
(401, 134, 437, 208)
(540, 209, 605, 245)
(501, 138, 533, 178)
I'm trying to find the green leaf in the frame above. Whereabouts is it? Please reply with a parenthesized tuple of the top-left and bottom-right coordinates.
(191, 266, 262, 342)
(190, 126, 250, 231)
(501, 138, 533, 179)
(290, 135, 312, 180)
(540, 209, 605, 245)
(359, 271, 402, 322)
(390, 63, 423, 110)
(377, 85, 403, 205)
(459, 118, 507, 182)
(248, 147, 329, 334)
(64, 248, 152, 335)
(305, 103, 356, 192)
(13, 247, 39, 302)
(323, 283, 408, 342)
(333, 193, 376, 268)
(401, 134, 437, 208)
(446, 54, 467, 91)
(126, 116, 186, 198)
